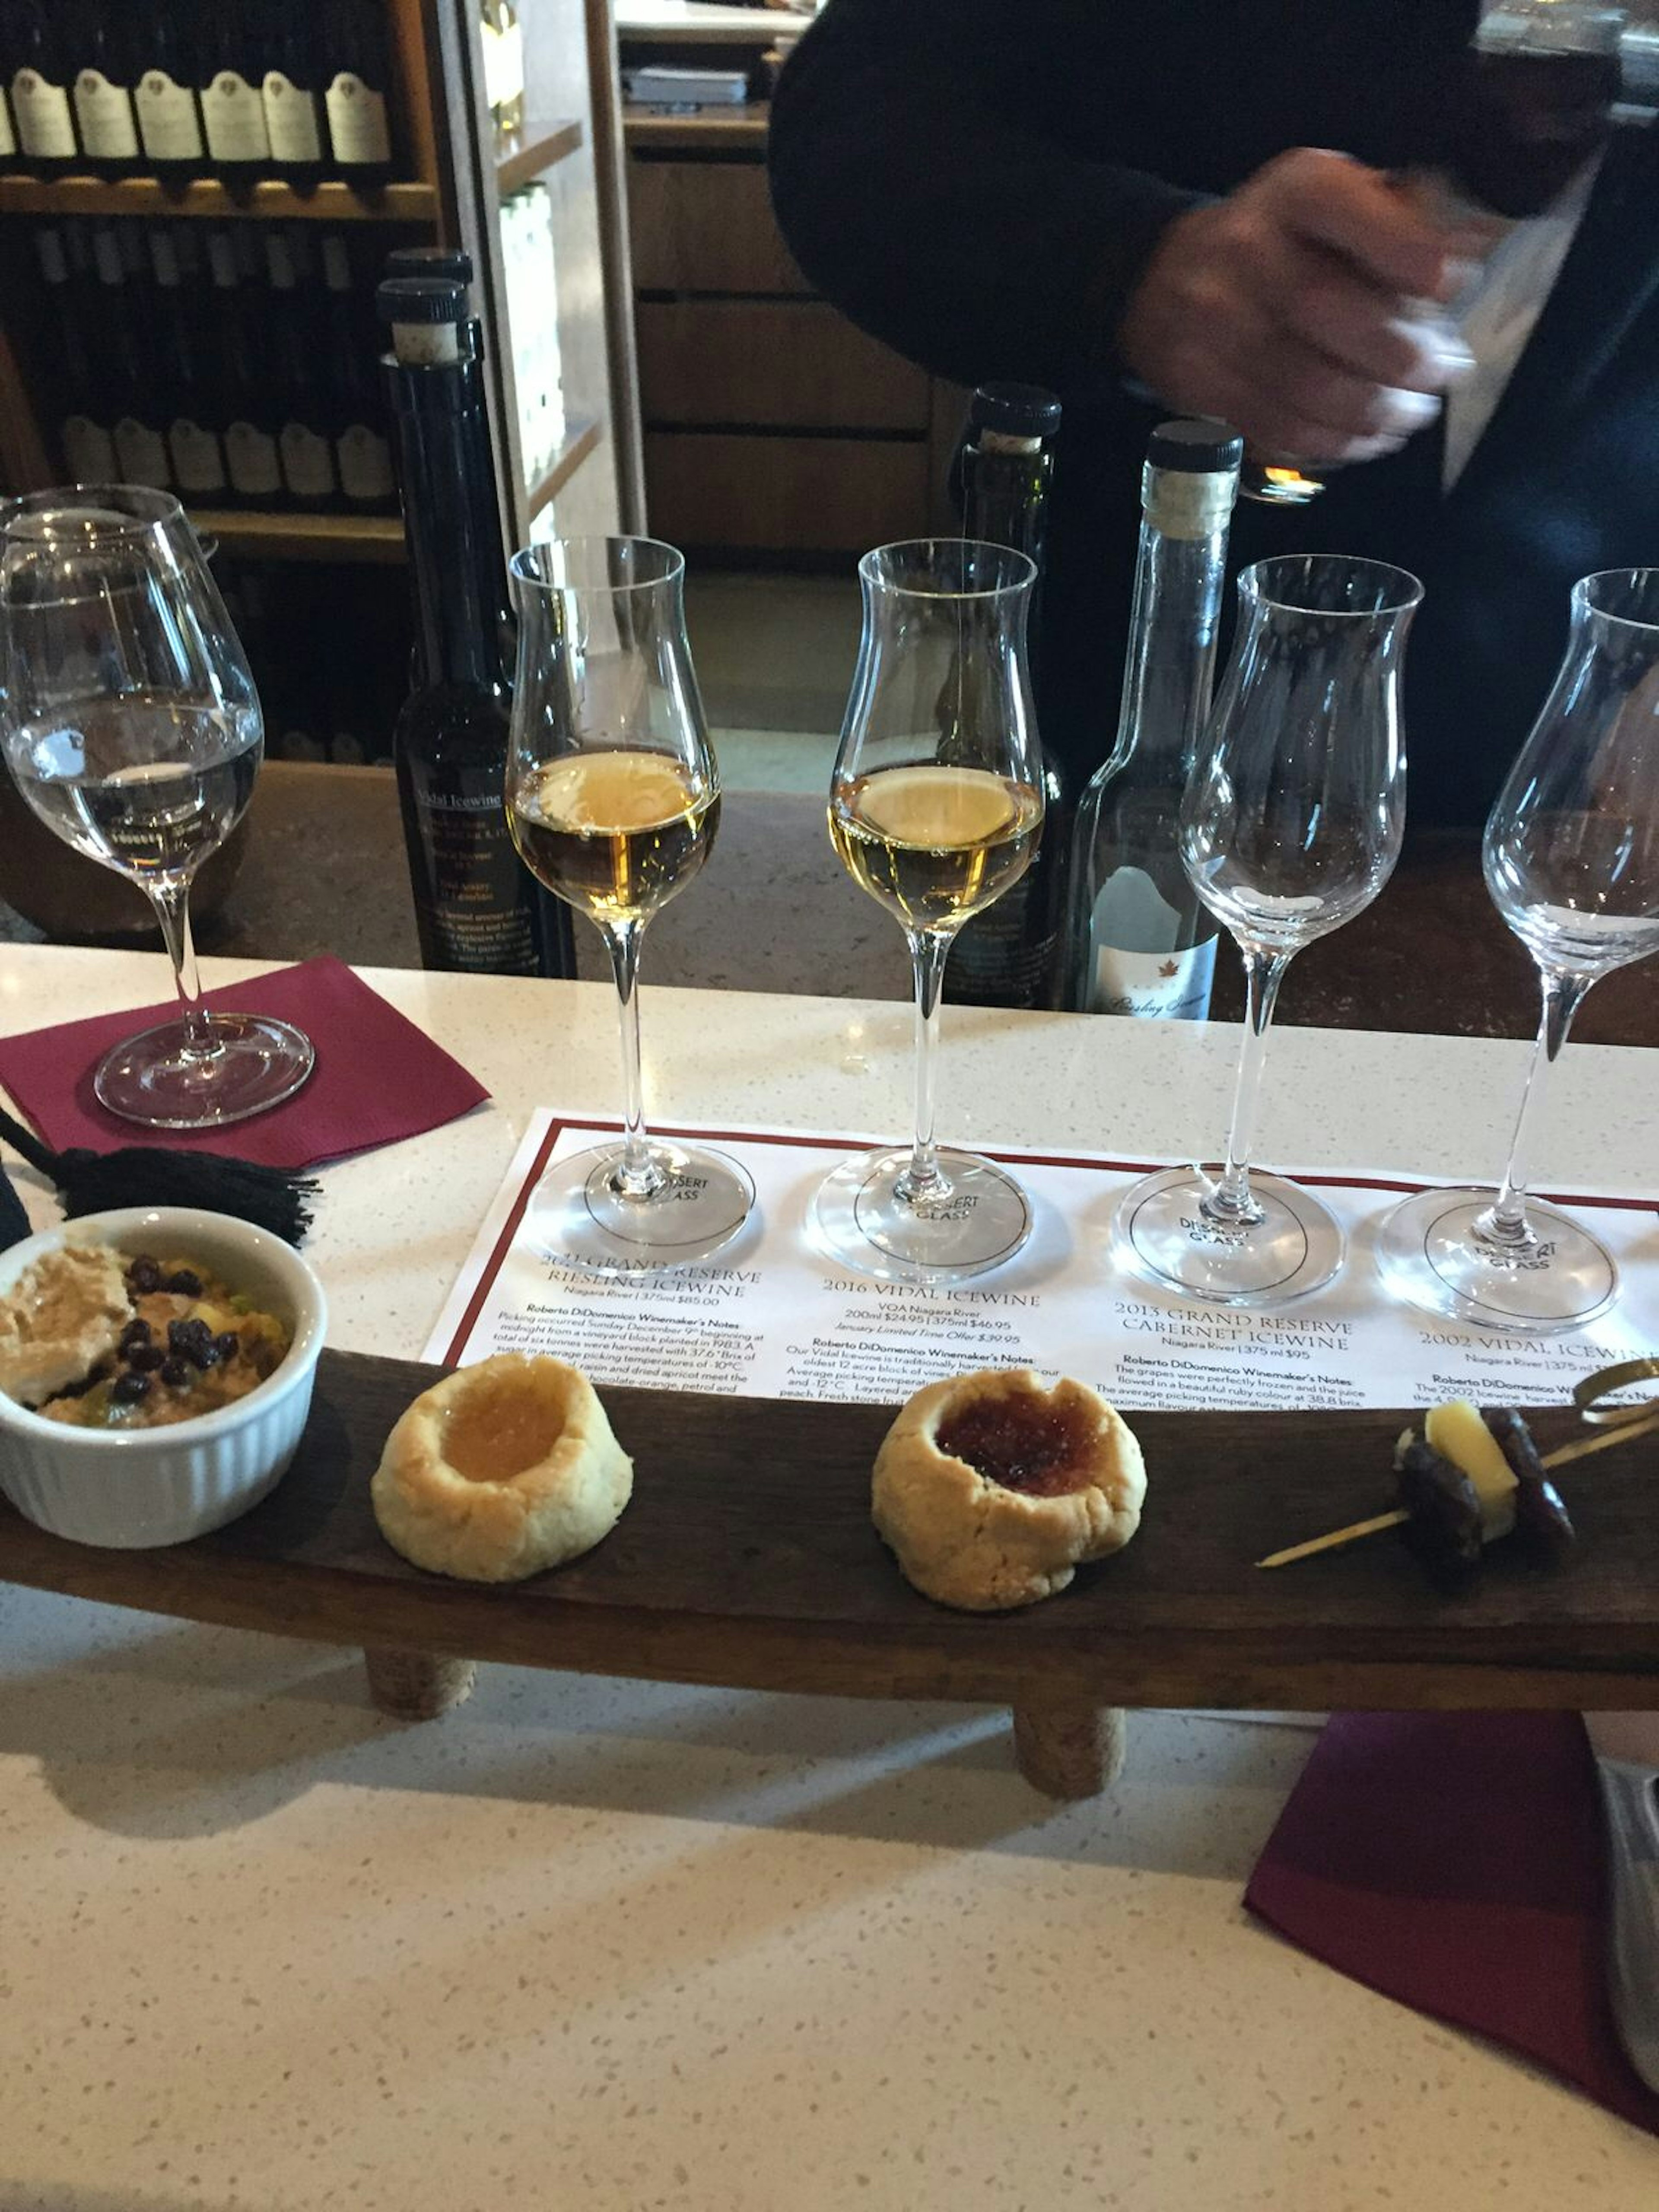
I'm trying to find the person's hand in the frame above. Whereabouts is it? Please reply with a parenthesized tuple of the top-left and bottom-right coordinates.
(1119, 149, 1485, 465)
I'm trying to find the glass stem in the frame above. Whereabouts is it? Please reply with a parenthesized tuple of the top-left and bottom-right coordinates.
(1205, 944, 1294, 1224)
(604, 919, 662, 1200)
(896, 927, 951, 1205)
(146, 876, 219, 1062)
(1482, 966, 1595, 1246)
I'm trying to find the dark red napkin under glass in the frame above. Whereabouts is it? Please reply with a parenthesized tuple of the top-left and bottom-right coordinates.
(1246, 1712, 1659, 2137)
(0, 956, 489, 1170)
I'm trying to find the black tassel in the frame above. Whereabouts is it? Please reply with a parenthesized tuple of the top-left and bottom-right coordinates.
(0, 1105, 319, 1248)
(0, 1165, 29, 1251)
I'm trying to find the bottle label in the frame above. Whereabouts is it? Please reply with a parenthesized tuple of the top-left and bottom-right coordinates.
(225, 421, 282, 497)
(1090, 935, 1217, 1020)
(262, 71, 322, 162)
(136, 71, 204, 160)
(337, 423, 395, 503)
(0, 84, 15, 159)
(201, 71, 270, 162)
(74, 70, 138, 159)
(326, 73, 391, 165)
(63, 415, 118, 483)
(482, 19, 525, 113)
(946, 883, 1058, 1011)
(280, 423, 337, 500)
(12, 70, 77, 159)
(113, 418, 171, 489)
(170, 419, 227, 495)
(405, 777, 542, 974)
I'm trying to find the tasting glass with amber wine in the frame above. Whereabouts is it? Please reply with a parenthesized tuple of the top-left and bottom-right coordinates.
(505, 537, 753, 1271)
(813, 539, 1043, 1281)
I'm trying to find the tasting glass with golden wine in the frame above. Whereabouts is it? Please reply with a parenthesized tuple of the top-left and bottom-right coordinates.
(813, 539, 1044, 1281)
(505, 536, 753, 1270)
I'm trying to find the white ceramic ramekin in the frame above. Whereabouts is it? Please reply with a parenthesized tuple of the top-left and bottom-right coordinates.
(0, 1207, 327, 1548)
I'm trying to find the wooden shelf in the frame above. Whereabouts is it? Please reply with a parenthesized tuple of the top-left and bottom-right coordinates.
(526, 419, 604, 518)
(495, 118, 584, 197)
(0, 174, 440, 223)
(190, 509, 406, 566)
(623, 101, 769, 151)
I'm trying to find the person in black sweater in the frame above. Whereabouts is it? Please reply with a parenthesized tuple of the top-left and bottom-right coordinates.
(768, 0, 1659, 825)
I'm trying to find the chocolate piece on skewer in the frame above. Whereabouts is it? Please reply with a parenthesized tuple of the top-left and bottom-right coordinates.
(1485, 1407, 1576, 1565)
(1395, 1437, 1484, 1582)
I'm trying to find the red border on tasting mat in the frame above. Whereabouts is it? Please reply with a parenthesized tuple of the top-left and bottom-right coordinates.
(444, 1118, 1659, 1367)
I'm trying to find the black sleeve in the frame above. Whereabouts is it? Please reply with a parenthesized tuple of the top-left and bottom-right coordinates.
(768, 0, 1235, 396)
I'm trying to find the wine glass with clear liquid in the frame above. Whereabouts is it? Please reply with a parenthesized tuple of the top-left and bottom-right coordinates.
(810, 538, 1044, 1283)
(0, 486, 313, 1128)
(1113, 555, 1420, 1306)
(1376, 569, 1659, 1332)
(505, 536, 754, 1273)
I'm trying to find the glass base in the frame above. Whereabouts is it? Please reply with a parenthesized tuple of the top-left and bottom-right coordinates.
(529, 1140, 756, 1275)
(1374, 1185, 1620, 1334)
(1112, 1165, 1345, 1307)
(94, 1014, 315, 1130)
(808, 1145, 1032, 1284)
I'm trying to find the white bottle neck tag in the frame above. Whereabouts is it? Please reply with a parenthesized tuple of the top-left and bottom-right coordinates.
(337, 424, 395, 502)
(63, 417, 118, 482)
(13, 70, 77, 158)
(170, 420, 227, 494)
(136, 72, 204, 159)
(226, 422, 282, 496)
(280, 423, 338, 499)
(326, 74, 391, 165)
(113, 419, 171, 490)
(75, 70, 139, 158)
(201, 71, 270, 162)
(0, 85, 15, 158)
(263, 72, 323, 162)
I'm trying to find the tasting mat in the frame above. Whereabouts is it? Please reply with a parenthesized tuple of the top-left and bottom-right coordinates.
(1246, 1712, 1659, 2138)
(0, 956, 489, 1169)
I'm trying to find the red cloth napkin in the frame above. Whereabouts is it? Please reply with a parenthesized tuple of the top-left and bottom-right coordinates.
(1246, 1713, 1659, 2137)
(0, 955, 489, 1169)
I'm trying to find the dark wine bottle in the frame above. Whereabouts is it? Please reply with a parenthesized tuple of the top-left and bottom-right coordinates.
(73, 1, 139, 178)
(322, 0, 394, 184)
(133, 8, 207, 181)
(267, 230, 340, 507)
(379, 272, 575, 979)
(205, 227, 283, 505)
(89, 225, 171, 491)
(35, 223, 117, 481)
(150, 225, 229, 504)
(11, 0, 79, 177)
(262, 6, 325, 186)
(199, 0, 272, 186)
(320, 232, 396, 512)
(944, 383, 1068, 1012)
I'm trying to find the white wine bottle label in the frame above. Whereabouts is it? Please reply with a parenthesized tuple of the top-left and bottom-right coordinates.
(74, 70, 139, 159)
(136, 71, 204, 160)
(0, 84, 16, 159)
(201, 71, 270, 162)
(12, 70, 77, 159)
(170, 419, 227, 494)
(113, 417, 172, 489)
(337, 423, 395, 502)
(225, 421, 282, 497)
(1091, 936, 1217, 1020)
(63, 415, 118, 482)
(326, 74, 391, 165)
(262, 71, 322, 161)
(280, 423, 337, 500)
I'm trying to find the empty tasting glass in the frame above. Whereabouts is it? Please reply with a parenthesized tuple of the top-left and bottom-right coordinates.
(812, 538, 1044, 1282)
(1114, 555, 1420, 1305)
(505, 536, 754, 1272)
(0, 486, 313, 1128)
(1376, 569, 1659, 1332)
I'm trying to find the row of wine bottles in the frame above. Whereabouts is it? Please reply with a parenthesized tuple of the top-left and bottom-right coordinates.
(35, 220, 396, 513)
(0, 0, 397, 186)
(223, 563, 405, 767)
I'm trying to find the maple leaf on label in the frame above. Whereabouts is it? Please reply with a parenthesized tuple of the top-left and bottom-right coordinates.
(1158, 959, 1179, 978)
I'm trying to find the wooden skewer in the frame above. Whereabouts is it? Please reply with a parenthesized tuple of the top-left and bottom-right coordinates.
(1257, 1406, 1659, 1569)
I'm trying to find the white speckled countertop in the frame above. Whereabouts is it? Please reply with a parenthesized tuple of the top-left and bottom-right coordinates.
(1, 946, 1656, 2211)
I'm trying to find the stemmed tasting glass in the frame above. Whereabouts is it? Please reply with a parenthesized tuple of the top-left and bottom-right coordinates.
(0, 486, 313, 1128)
(1114, 555, 1421, 1305)
(1376, 569, 1659, 1332)
(811, 538, 1044, 1282)
(505, 536, 754, 1272)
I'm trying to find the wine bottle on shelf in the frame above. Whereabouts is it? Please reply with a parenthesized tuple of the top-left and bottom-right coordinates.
(149, 226, 229, 504)
(205, 228, 283, 506)
(11, 0, 79, 177)
(323, 0, 394, 184)
(1067, 420, 1243, 1019)
(378, 272, 575, 979)
(35, 224, 117, 481)
(266, 231, 340, 508)
(262, 8, 325, 186)
(133, 9, 207, 181)
(199, 0, 272, 186)
(320, 233, 397, 512)
(0, 57, 17, 178)
(89, 224, 172, 491)
(943, 383, 1068, 1012)
(73, 3, 140, 178)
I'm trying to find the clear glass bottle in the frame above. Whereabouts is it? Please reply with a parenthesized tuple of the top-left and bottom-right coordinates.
(1068, 419, 1242, 1018)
